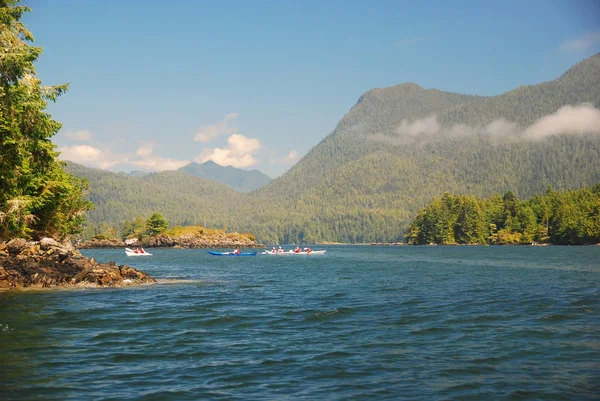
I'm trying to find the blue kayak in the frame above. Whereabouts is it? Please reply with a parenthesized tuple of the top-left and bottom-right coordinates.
(208, 251, 257, 256)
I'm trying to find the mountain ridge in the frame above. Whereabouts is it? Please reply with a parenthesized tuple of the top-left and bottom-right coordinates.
(177, 161, 272, 193)
(67, 53, 600, 244)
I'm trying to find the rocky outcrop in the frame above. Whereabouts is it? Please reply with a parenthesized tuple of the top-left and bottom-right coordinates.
(0, 238, 156, 289)
(78, 233, 262, 249)
(76, 238, 124, 248)
(142, 233, 260, 248)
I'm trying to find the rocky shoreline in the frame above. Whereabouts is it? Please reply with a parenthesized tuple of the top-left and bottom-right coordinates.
(0, 238, 155, 290)
(77, 233, 263, 249)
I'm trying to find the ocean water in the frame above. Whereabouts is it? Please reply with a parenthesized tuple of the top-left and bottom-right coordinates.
(1, 245, 598, 400)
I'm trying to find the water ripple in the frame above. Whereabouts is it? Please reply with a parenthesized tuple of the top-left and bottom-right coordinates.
(1, 246, 598, 400)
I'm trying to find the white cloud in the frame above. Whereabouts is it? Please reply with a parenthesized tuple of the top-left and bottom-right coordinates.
(275, 150, 301, 165)
(59, 141, 190, 172)
(559, 31, 600, 52)
(136, 142, 155, 157)
(395, 115, 440, 137)
(446, 123, 478, 138)
(130, 156, 189, 171)
(197, 134, 262, 168)
(370, 104, 600, 145)
(65, 130, 93, 141)
(58, 145, 125, 169)
(194, 112, 238, 142)
(524, 103, 600, 139)
(130, 142, 189, 171)
(484, 118, 520, 138)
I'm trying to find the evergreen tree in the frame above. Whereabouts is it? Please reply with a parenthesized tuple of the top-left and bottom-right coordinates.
(405, 184, 600, 245)
(145, 212, 169, 236)
(0, 1, 92, 240)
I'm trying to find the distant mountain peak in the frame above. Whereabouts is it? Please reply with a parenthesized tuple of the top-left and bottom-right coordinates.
(395, 82, 424, 90)
(358, 82, 426, 104)
(177, 161, 271, 193)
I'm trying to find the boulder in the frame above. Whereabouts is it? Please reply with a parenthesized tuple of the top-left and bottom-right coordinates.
(0, 238, 155, 289)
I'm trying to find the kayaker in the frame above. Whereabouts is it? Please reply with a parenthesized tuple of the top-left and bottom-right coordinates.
(271, 247, 276, 253)
(294, 246, 301, 253)
(140, 248, 145, 254)
(278, 246, 284, 253)
(304, 247, 312, 253)
(233, 247, 241, 255)
(134, 248, 139, 254)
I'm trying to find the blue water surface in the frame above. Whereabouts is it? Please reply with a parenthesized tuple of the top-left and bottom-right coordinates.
(1, 245, 599, 400)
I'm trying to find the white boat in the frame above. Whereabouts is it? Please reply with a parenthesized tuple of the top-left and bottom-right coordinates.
(125, 248, 152, 256)
(262, 250, 326, 255)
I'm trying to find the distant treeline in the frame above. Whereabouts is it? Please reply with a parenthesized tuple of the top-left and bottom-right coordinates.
(405, 184, 600, 245)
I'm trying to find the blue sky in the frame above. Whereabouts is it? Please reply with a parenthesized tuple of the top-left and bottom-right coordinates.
(24, 0, 600, 177)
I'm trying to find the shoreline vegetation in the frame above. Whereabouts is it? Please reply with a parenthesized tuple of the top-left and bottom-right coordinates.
(405, 184, 600, 246)
(77, 225, 263, 249)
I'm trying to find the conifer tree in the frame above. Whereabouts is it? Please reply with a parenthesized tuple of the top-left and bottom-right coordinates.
(0, 1, 92, 240)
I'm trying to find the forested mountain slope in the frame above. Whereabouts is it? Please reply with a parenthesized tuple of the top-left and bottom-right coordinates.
(67, 54, 600, 244)
(65, 162, 245, 230)
(177, 161, 272, 193)
(259, 54, 600, 201)
(244, 53, 600, 242)
(437, 53, 600, 127)
(258, 83, 480, 200)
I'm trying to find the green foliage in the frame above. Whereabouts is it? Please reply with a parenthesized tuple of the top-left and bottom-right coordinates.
(65, 54, 600, 244)
(242, 232, 256, 242)
(145, 212, 169, 236)
(92, 233, 112, 241)
(121, 216, 146, 240)
(0, 1, 93, 240)
(163, 225, 203, 237)
(406, 184, 600, 245)
(547, 186, 600, 244)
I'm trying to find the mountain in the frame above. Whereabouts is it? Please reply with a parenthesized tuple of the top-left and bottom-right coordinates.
(177, 161, 272, 193)
(248, 53, 600, 242)
(66, 54, 600, 244)
(258, 83, 481, 200)
(64, 162, 245, 231)
(119, 170, 150, 178)
(261, 54, 600, 201)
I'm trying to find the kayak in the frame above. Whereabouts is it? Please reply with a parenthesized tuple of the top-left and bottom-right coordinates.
(125, 248, 152, 256)
(208, 251, 257, 256)
(262, 250, 326, 255)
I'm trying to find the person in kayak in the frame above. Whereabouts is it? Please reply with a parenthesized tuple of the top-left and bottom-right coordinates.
(140, 248, 145, 254)
(233, 247, 241, 255)
(304, 247, 312, 253)
(294, 246, 301, 253)
(278, 246, 284, 253)
(271, 247, 276, 253)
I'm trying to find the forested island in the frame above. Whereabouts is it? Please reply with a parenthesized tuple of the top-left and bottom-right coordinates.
(405, 184, 600, 245)
(78, 213, 260, 249)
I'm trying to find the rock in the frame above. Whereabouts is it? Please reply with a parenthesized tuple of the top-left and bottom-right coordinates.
(40, 237, 61, 250)
(0, 238, 156, 290)
(76, 231, 263, 249)
(26, 245, 41, 256)
(77, 238, 125, 249)
(6, 238, 30, 254)
(120, 265, 154, 282)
